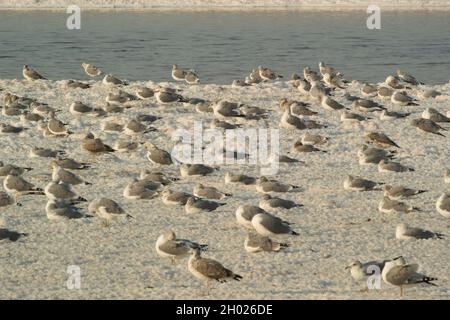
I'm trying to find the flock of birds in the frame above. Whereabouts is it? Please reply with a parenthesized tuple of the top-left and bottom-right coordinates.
(1, 60, 449, 297)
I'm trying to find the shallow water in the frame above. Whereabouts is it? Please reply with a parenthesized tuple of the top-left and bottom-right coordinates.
(0, 11, 449, 84)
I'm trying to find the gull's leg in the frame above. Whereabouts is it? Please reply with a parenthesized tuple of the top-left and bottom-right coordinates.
(400, 286, 403, 297)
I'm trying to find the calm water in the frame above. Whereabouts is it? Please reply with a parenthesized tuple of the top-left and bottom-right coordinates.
(0, 11, 449, 84)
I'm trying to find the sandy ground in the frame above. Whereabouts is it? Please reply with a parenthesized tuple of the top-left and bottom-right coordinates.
(0, 72, 449, 299)
(1, 0, 450, 11)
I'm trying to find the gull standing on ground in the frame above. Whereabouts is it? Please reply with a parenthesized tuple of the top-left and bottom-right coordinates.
(382, 258, 437, 297)
(23, 65, 46, 80)
(185, 70, 200, 84)
(81, 62, 102, 77)
(172, 64, 186, 81)
(156, 230, 207, 264)
(188, 249, 242, 290)
(345, 260, 388, 291)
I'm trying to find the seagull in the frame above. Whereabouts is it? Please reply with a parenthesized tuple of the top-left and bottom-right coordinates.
(136, 87, 155, 100)
(343, 175, 383, 191)
(188, 249, 242, 290)
(340, 111, 370, 122)
(382, 258, 437, 297)
(377, 86, 394, 100)
(321, 95, 346, 111)
(379, 110, 410, 121)
(361, 83, 378, 97)
(44, 181, 86, 203)
(123, 179, 160, 200)
(161, 190, 193, 206)
(171, 64, 187, 81)
(52, 158, 90, 170)
(156, 230, 208, 264)
(378, 159, 414, 173)
(411, 118, 446, 137)
(67, 80, 91, 89)
(395, 223, 444, 240)
(0, 161, 32, 176)
(185, 70, 200, 84)
(23, 65, 46, 80)
(259, 194, 301, 211)
(244, 233, 289, 253)
(184, 197, 225, 213)
(383, 185, 426, 200)
(256, 177, 299, 193)
(345, 260, 388, 291)
(69, 101, 94, 116)
(391, 91, 418, 106)
(180, 164, 215, 177)
(378, 197, 418, 214)
(51, 163, 91, 185)
(235, 205, 268, 229)
(139, 170, 179, 185)
(193, 184, 231, 200)
(225, 172, 256, 185)
(154, 86, 186, 104)
(45, 200, 84, 220)
(291, 141, 326, 153)
(88, 197, 128, 221)
(396, 68, 423, 85)
(352, 99, 384, 113)
(102, 74, 127, 85)
(81, 63, 102, 77)
(258, 66, 282, 81)
(357, 145, 395, 165)
(143, 142, 173, 165)
(251, 213, 298, 237)
(422, 108, 450, 123)
(436, 193, 450, 218)
(365, 132, 400, 149)
(3, 174, 43, 197)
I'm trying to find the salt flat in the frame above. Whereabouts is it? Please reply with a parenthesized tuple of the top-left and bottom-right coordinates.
(0, 74, 449, 299)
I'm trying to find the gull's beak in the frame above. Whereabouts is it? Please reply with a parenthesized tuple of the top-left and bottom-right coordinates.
(344, 265, 351, 270)
(393, 255, 403, 261)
